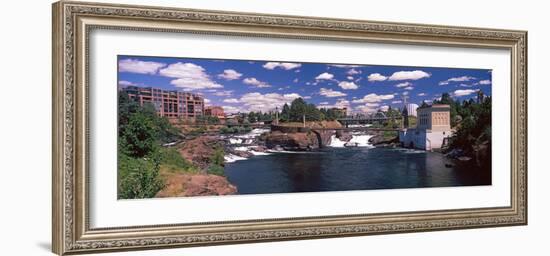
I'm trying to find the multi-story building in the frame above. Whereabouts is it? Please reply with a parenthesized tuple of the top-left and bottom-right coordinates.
(399, 104, 453, 150)
(332, 107, 348, 117)
(204, 106, 225, 119)
(123, 86, 204, 119)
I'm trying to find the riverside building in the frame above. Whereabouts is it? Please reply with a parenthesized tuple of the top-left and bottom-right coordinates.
(123, 86, 205, 119)
(399, 104, 453, 150)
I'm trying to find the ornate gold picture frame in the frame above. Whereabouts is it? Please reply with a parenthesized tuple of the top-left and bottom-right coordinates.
(52, 1, 527, 255)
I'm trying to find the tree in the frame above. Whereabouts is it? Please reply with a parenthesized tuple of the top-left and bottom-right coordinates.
(420, 100, 429, 108)
(305, 103, 322, 121)
(247, 112, 257, 123)
(117, 94, 182, 199)
(289, 98, 307, 121)
(449, 92, 492, 160)
(120, 111, 157, 158)
(281, 103, 290, 122)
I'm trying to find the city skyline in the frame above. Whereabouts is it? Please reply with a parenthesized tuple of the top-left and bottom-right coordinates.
(118, 55, 492, 114)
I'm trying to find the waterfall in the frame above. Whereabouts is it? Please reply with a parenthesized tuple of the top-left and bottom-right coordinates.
(328, 133, 374, 148)
(328, 135, 347, 148)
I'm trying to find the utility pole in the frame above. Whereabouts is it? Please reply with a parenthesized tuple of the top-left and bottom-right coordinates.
(275, 106, 279, 125)
(402, 95, 409, 129)
(302, 114, 306, 128)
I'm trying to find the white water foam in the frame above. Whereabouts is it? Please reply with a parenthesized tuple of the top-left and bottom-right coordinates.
(228, 138, 243, 144)
(250, 151, 271, 156)
(327, 134, 374, 148)
(235, 128, 270, 139)
(224, 154, 247, 163)
(328, 135, 347, 148)
(348, 134, 375, 148)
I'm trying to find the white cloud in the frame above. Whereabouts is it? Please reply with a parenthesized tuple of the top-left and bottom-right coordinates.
(388, 70, 431, 81)
(222, 105, 245, 114)
(347, 76, 354, 80)
(338, 81, 359, 90)
(237, 92, 302, 112)
(379, 105, 390, 112)
(479, 79, 492, 85)
(417, 93, 427, 96)
(159, 62, 223, 90)
(395, 82, 412, 88)
(347, 68, 361, 75)
(319, 88, 347, 97)
(439, 76, 476, 85)
(317, 98, 350, 109)
(368, 73, 387, 82)
(402, 91, 409, 96)
(118, 80, 135, 86)
(355, 104, 385, 113)
(263, 62, 302, 70)
(404, 86, 414, 90)
(329, 64, 361, 68)
(119, 59, 166, 74)
(303, 96, 312, 99)
(352, 93, 394, 103)
(217, 69, 242, 80)
(391, 100, 403, 104)
(213, 90, 233, 97)
(315, 72, 335, 80)
(223, 98, 240, 103)
(453, 89, 479, 97)
(243, 77, 271, 88)
(204, 98, 211, 106)
(293, 78, 299, 83)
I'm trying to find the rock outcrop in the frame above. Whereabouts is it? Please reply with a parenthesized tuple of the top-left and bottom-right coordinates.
(178, 136, 224, 170)
(156, 173, 237, 197)
(264, 121, 342, 150)
(335, 130, 352, 142)
(265, 131, 321, 150)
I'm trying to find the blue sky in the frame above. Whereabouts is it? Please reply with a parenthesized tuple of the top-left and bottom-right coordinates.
(118, 55, 492, 114)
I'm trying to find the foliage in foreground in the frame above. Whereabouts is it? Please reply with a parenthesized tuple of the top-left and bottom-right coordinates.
(118, 154, 164, 199)
(117, 92, 183, 199)
(207, 147, 226, 176)
(159, 147, 199, 174)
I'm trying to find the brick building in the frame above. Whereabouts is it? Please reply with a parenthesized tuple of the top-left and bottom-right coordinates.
(205, 106, 225, 119)
(122, 86, 204, 119)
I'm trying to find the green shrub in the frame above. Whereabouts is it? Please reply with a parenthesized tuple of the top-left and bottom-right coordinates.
(118, 154, 164, 199)
(210, 147, 225, 166)
(160, 147, 191, 168)
(189, 127, 207, 136)
(159, 147, 198, 173)
(207, 164, 225, 176)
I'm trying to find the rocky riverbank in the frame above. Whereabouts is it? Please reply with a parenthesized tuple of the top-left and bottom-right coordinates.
(156, 173, 237, 197)
(156, 135, 238, 197)
(159, 123, 405, 197)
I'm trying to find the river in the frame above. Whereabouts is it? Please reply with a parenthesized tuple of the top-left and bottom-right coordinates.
(223, 129, 491, 195)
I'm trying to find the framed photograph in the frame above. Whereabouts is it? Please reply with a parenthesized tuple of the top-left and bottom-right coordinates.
(52, 1, 527, 255)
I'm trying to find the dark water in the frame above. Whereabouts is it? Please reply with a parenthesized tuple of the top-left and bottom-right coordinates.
(224, 147, 491, 195)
